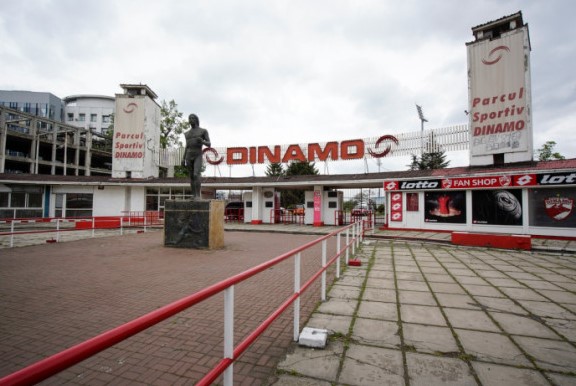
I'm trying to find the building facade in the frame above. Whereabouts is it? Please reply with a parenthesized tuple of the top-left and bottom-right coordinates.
(63, 95, 115, 135)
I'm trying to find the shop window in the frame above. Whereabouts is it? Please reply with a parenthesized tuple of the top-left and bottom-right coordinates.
(406, 193, 419, 211)
(11, 192, 26, 207)
(0, 192, 8, 207)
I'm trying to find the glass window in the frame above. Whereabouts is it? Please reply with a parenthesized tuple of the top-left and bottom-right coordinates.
(67, 113, 74, 121)
(78, 113, 86, 122)
(90, 114, 97, 122)
(11, 192, 26, 207)
(0, 192, 9, 207)
(28, 193, 43, 208)
(406, 193, 419, 211)
(102, 115, 111, 124)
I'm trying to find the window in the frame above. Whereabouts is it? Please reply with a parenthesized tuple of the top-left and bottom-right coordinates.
(67, 113, 74, 121)
(102, 115, 111, 124)
(65, 193, 93, 218)
(78, 113, 86, 122)
(90, 114, 97, 122)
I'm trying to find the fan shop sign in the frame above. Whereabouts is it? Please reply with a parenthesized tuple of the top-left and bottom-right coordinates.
(384, 173, 576, 191)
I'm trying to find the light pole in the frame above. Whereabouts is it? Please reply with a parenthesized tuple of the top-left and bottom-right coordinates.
(415, 104, 428, 155)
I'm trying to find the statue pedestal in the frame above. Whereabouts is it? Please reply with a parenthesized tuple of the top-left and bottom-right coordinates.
(164, 199, 224, 249)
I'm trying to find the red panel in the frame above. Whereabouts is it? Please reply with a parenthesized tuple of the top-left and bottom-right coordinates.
(451, 232, 531, 250)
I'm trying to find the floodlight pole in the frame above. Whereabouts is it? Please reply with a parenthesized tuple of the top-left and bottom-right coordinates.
(415, 104, 428, 156)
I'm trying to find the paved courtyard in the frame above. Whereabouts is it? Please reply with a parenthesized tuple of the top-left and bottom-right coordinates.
(274, 239, 576, 385)
(1, 225, 576, 385)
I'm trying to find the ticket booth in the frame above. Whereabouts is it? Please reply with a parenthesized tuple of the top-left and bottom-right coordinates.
(304, 188, 343, 226)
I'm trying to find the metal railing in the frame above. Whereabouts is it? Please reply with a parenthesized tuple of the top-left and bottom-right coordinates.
(0, 221, 367, 386)
(0, 212, 163, 248)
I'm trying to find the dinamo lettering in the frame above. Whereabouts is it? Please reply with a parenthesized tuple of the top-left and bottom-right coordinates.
(473, 120, 525, 136)
(115, 151, 144, 158)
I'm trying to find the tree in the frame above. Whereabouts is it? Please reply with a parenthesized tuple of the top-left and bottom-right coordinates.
(537, 141, 565, 161)
(160, 99, 188, 149)
(265, 162, 285, 176)
(408, 132, 450, 170)
(282, 161, 319, 208)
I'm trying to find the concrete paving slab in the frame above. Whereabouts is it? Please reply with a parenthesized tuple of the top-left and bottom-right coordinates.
(423, 273, 455, 283)
(473, 296, 529, 315)
(305, 314, 352, 336)
(545, 318, 576, 342)
(514, 336, 576, 372)
(395, 272, 424, 281)
(356, 300, 397, 321)
(452, 276, 488, 285)
(271, 374, 332, 386)
(339, 344, 404, 386)
(327, 285, 361, 300)
(539, 289, 576, 304)
(547, 373, 576, 386)
(516, 300, 575, 320)
(276, 341, 344, 383)
(428, 282, 466, 294)
(474, 269, 508, 279)
(363, 288, 396, 302)
(398, 290, 437, 306)
(499, 287, 548, 301)
(396, 280, 430, 292)
(489, 312, 558, 339)
(405, 352, 476, 386)
(456, 330, 533, 367)
(444, 309, 500, 332)
(472, 362, 549, 386)
(435, 293, 478, 309)
(365, 277, 395, 289)
(316, 299, 356, 316)
(367, 270, 394, 279)
(518, 281, 564, 292)
(402, 324, 458, 354)
(337, 275, 365, 287)
(351, 318, 400, 348)
(400, 305, 446, 327)
(461, 283, 505, 297)
(486, 277, 537, 288)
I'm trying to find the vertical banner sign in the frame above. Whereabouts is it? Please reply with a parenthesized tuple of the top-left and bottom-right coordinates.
(467, 27, 531, 156)
(113, 99, 145, 171)
(390, 192, 403, 222)
(313, 190, 322, 224)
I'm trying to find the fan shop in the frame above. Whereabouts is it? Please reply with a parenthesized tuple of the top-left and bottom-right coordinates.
(383, 171, 576, 238)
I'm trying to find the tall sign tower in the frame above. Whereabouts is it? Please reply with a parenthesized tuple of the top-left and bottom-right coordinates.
(467, 12, 533, 166)
(112, 84, 160, 178)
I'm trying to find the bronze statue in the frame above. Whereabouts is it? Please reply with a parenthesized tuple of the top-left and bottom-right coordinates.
(182, 114, 211, 199)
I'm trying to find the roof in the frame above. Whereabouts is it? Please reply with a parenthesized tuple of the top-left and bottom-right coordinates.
(1, 159, 575, 190)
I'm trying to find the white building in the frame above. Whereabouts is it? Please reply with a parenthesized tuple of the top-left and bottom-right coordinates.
(63, 95, 115, 135)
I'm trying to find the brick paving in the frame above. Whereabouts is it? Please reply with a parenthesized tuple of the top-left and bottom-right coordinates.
(0, 229, 339, 385)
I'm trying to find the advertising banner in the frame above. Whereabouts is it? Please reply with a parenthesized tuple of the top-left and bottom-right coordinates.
(529, 188, 576, 228)
(472, 189, 523, 225)
(467, 27, 531, 156)
(424, 191, 466, 223)
(390, 192, 403, 222)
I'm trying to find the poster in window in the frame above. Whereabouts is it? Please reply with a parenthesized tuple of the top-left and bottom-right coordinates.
(424, 191, 466, 223)
(472, 189, 522, 225)
(529, 188, 576, 228)
(406, 193, 419, 211)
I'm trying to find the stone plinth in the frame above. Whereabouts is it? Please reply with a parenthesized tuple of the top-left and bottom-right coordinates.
(164, 199, 224, 249)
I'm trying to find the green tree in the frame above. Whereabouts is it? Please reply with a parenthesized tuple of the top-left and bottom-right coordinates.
(160, 99, 188, 149)
(536, 141, 565, 161)
(265, 162, 285, 176)
(282, 161, 319, 208)
(408, 132, 450, 170)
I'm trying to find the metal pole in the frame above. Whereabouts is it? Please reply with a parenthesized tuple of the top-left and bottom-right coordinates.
(223, 286, 234, 386)
(321, 240, 327, 301)
(293, 252, 301, 341)
(336, 233, 341, 279)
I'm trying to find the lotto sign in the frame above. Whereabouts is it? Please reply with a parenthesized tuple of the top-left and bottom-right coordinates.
(390, 192, 403, 222)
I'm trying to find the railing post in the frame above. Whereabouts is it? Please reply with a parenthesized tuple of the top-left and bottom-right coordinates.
(56, 219, 61, 242)
(321, 239, 327, 301)
(293, 252, 301, 341)
(10, 221, 15, 248)
(92, 217, 96, 238)
(352, 223, 356, 255)
(336, 233, 341, 279)
(224, 285, 234, 386)
(345, 228, 349, 264)
(120, 217, 124, 236)
(144, 213, 147, 232)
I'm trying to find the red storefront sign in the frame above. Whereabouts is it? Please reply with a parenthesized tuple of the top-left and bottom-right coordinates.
(390, 192, 403, 222)
(441, 175, 512, 189)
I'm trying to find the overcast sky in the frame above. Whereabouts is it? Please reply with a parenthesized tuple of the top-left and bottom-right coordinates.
(1, 0, 574, 176)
